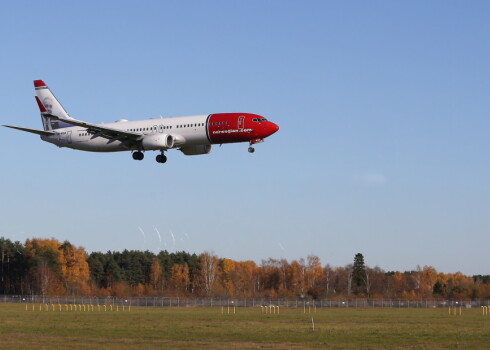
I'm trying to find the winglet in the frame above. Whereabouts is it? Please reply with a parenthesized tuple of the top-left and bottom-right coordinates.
(35, 96, 47, 113)
(34, 80, 47, 88)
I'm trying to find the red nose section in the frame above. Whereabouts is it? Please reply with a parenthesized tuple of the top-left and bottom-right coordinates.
(267, 122, 279, 136)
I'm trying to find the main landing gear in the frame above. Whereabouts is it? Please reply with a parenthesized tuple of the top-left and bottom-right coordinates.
(132, 151, 144, 160)
(132, 150, 168, 163)
(248, 146, 255, 153)
(156, 151, 167, 164)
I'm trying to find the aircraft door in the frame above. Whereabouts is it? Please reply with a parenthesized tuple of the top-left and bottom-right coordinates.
(238, 116, 245, 131)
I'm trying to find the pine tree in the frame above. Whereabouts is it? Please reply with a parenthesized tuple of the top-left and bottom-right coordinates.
(353, 253, 366, 289)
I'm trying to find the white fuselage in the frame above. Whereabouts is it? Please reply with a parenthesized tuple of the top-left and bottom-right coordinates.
(41, 115, 209, 152)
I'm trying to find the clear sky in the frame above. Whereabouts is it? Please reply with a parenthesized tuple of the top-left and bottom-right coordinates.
(1, 1, 489, 275)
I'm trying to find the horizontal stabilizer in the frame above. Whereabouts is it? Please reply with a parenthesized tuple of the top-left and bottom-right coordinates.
(2, 125, 55, 136)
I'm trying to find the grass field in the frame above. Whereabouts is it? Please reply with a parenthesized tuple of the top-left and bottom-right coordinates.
(0, 303, 489, 349)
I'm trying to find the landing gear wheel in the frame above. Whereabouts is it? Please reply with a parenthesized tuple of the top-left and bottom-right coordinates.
(156, 154, 167, 163)
(248, 146, 255, 153)
(132, 151, 144, 160)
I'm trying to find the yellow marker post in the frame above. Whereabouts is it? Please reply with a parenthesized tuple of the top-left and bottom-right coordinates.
(110, 305, 113, 311)
(25, 304, 28, 311)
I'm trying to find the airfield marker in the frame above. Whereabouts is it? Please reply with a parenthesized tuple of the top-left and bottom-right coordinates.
(32, 304, 34, 311)
(59, 304, 61, 311)
(110, 305, 113, 311)
(311, 317, 315, 331)
(25, 303, 28, 311)
(104, 305, 107, 312)
(277, 306, 280, 315)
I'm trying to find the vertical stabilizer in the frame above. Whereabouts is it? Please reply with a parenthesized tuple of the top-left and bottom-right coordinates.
(34, 80, 74, 130)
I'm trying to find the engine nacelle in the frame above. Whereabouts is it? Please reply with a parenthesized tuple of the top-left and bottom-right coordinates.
(180, 144, 212, 155)
(141, 134, 175, 150)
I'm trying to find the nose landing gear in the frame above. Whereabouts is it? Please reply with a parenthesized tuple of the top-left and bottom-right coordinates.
(248, 139, 263, 153)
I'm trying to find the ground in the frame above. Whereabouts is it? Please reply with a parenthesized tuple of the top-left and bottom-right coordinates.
(0, 303, 489, 349)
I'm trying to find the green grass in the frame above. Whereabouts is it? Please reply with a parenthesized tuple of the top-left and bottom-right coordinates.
(0, 303, 489, 349)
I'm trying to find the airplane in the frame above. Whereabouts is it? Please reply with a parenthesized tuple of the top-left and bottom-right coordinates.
(3, 80, 279, 163)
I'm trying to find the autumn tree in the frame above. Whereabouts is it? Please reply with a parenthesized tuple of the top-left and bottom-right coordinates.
(149, 257, 163, 292)
(59, 241, 91, 295)
(170, 263, 190, 294)
(305, 255, 323, 299)
(25, 238, 65, 295)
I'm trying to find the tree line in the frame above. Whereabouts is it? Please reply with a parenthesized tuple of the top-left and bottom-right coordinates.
(1, 237, 489, 299)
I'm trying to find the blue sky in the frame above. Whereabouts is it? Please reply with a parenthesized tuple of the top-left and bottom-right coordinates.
(1, 1, 489, 275)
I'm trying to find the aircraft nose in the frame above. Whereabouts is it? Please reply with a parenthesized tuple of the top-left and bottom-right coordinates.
(269, 122, 279, 135)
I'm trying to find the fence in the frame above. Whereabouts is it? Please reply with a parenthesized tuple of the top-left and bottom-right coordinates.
(1, 295, 489, 309)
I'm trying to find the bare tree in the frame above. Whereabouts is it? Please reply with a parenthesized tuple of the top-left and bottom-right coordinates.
(199, 251, 218, 296)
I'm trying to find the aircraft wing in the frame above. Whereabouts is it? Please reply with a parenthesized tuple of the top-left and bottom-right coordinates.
(2, 125, 55, 136)
(44, 114, 144, 145)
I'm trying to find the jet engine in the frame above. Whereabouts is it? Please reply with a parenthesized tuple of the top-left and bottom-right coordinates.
(180, 144, 212, 155)
(141, 134, 175, 150)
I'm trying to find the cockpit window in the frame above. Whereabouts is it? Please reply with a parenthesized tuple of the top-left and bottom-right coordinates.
(253, 118, 268, 122)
